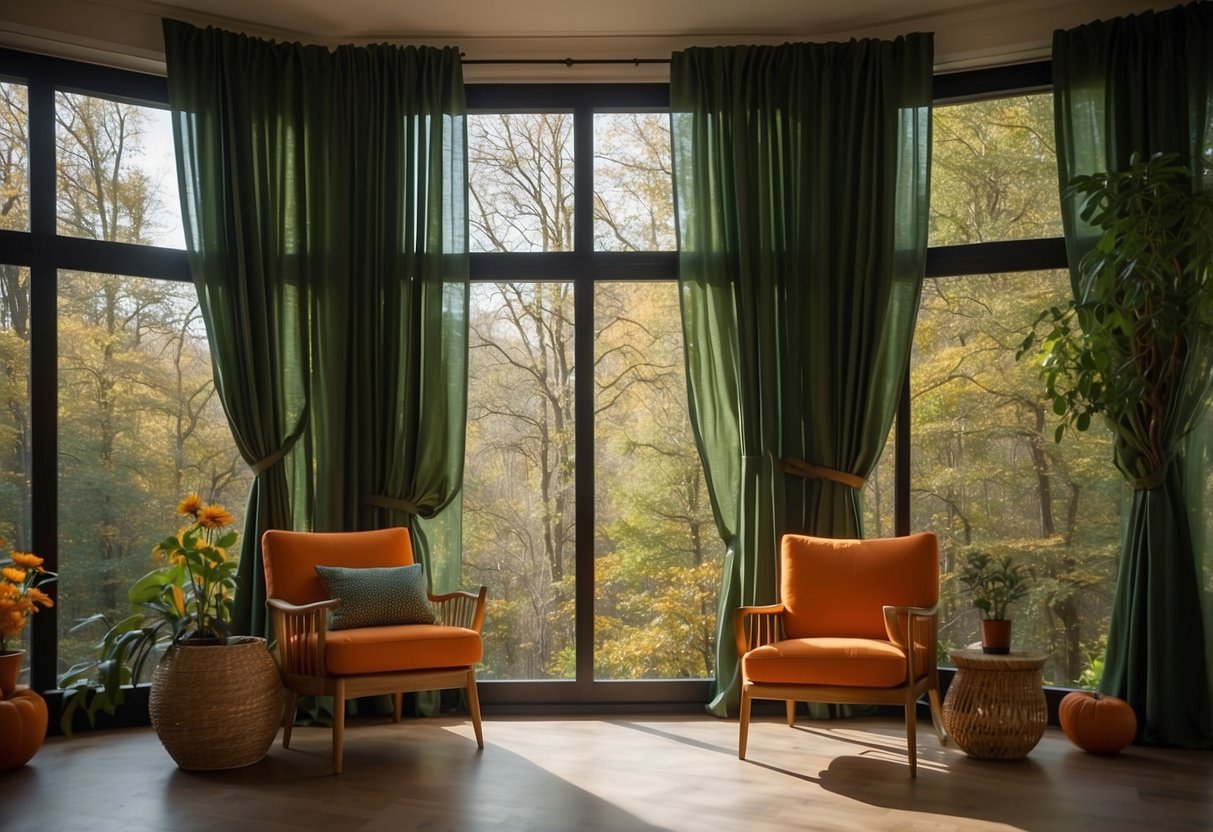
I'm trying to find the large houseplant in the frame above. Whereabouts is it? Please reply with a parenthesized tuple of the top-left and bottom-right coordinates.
(59, 494, 281, 769)
(1019, 151, 1213, 740)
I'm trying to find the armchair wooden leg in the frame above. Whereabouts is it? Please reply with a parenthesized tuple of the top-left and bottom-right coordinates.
(282, 690, 298, 749)
(332, 680, 346, 775)
(738, 685, 752, 760)
(466, 669, 484, 750)
(785, 699, 797, 727)
(905, 698, 918, 778)
(392, 692, 403, 723)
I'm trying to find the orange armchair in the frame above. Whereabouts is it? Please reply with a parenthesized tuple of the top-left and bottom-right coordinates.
(262, 527, 486, 774)
(735, 532, 946, 777)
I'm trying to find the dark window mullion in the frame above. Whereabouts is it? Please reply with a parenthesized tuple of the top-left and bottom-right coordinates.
(573, 102, 595, 696)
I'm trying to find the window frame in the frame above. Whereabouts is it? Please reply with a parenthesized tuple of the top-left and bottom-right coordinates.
(3, 46, 1074, 712)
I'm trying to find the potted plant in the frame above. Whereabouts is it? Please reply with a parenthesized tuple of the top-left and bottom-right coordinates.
(58, 494, 281, 770)
(0, 541, 55, 770)
(1018, 151, 1213, 737)
(957, 551, 1030, 654)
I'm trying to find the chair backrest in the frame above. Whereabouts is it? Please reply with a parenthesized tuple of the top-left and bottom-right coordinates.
(780, 532, 938, 640)
(262, 527, 415, 605)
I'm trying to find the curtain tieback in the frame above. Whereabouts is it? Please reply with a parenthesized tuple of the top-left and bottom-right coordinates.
(1129, 469, 1166, 491)
(364, 494, 424, 516)
(250, 444, 292, 476)
(780, 457, 866, 490)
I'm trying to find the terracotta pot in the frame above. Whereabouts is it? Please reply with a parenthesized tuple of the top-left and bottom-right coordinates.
(980, 619, 1013, 654)
(149, 636, 283, 770)
(0, 651, 48, 771)
(0, 649, 21, 696)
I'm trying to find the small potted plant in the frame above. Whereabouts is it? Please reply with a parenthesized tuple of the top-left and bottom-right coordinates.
(0, 541, 56, 770)
(957, 551, 1030, 654)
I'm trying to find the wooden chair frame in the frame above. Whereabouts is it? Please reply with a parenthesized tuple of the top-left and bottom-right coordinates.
(268, 585, 487, 774)
(734, 600, 947, 777)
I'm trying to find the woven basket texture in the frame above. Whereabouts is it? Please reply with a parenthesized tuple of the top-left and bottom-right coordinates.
(149, 636, 283, 770)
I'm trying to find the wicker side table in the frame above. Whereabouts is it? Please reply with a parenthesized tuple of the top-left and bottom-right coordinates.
(942, 649, 1047, 760)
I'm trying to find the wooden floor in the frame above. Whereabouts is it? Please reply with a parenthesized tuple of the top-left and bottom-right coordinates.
(4, 713, 1211, 831)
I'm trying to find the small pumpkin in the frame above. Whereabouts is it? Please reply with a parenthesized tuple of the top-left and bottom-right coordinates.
(1058, 691, 1137, 754)
(0, 687, 48, 771)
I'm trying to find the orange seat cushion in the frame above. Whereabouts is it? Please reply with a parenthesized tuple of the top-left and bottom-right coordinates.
(743, 637, 908, 688)
(323, 624, 483, 676)
(781, 532, 938, 640)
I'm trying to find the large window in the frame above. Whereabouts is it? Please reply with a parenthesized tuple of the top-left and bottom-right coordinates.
(5, 49, 1111, 705)
(0, 50, 247, 692)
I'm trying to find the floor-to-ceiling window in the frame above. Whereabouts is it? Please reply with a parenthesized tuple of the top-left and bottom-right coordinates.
(0, 50, 250, 692)
(4, 48, 1116, 707)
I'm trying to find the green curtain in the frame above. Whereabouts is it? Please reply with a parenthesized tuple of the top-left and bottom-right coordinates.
(164, 20, 470, 636)
(1054, 3, 1213, 747)
(670, 37, 933, 716)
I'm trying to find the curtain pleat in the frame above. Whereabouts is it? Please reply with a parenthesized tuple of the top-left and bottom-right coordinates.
(670, 37, 933, 715)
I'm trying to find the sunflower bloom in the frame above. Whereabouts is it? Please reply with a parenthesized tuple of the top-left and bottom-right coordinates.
(177, 492, 204, 518)
(198, 504, 235, 529)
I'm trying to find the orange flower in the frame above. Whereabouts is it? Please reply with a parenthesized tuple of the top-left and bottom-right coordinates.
(1, 566, 26, 583)
(25, 587, 53, 609)
(11, 551, 43, 570)
(198, 504, 235, 530)
(177, 492, 204, 518)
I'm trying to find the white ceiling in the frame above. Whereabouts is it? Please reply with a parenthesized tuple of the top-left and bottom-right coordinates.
(0, 0, 1175, 80)
(143, 0, 987, 40)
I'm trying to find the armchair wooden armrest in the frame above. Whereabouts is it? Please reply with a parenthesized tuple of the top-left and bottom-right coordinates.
(428, 586, 487, 633)
(267, 596, 340, 677)
(883, 603, 939, 678)
(733, 603, 787, 659)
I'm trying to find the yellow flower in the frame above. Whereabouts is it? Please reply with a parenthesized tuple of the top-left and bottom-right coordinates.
(170, 584, 186, 616)
(11, 551, 44, 570)
(198, 504, 234, 530)
(2, 566, 27, 583)
(177, 493, 204, 518)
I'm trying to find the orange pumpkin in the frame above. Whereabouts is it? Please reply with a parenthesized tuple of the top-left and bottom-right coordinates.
(1058, 691, 1137, 754)
(0, 687, 48, 770)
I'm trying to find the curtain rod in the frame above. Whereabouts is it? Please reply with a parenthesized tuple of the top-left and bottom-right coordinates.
(460, 57, 671, 66)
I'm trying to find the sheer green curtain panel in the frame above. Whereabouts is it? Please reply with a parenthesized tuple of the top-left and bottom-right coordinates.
(670, 36, 933, 715)
(1053, 2, 1213, 747)
(164, 20, 469, 636)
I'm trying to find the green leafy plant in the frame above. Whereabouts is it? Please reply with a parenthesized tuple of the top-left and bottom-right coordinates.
(57, 494, 239, 733)
(1017, 152, 1213, 479)
(957, 551, 1030, 621)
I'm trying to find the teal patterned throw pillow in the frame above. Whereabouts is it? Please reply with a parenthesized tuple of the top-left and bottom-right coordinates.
(315, 563, 436, 630)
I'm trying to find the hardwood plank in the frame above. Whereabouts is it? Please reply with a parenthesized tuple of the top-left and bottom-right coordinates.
(3, 714, 1210, 830)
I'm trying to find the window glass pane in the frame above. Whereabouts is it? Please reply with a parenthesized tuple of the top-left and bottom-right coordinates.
(463, 281, 576, 680)
(468, 113, 573, 253)
(55, 93, 184, 248)
(863, 422, 896, 539)
(911, 270, 1122, 688)
(594, 282, 717, 680)
(930, 93, 1062, 246)
(593, 113, 675, 252)
(0, 264, 31, 680)
(0, 83, 28, 232)
(57, 271, 250, 676)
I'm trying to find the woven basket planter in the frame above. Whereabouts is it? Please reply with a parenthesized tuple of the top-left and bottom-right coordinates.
(150, 636, 283, 771)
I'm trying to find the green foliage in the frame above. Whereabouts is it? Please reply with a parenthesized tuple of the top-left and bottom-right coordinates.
(1019, 153, 1213, 475)
(957, 550, 1031, 621)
